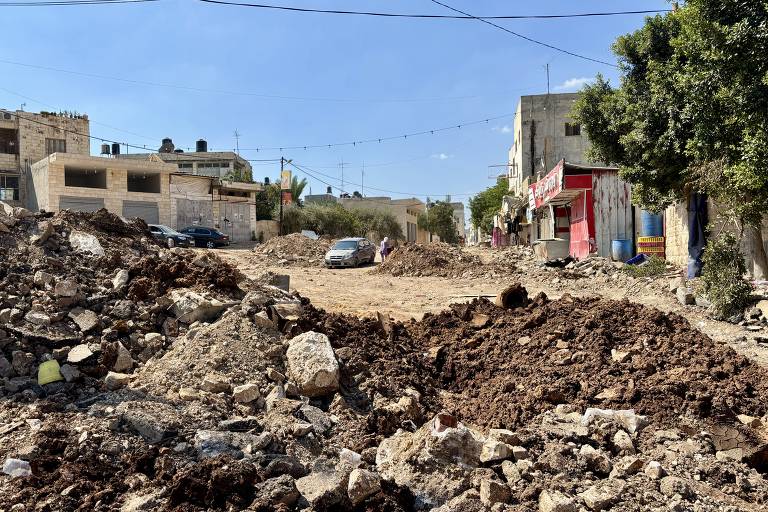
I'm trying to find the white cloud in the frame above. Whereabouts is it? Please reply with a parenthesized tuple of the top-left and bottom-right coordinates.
(492, 125, 512, 134)
(431, 153, 452, 160)
(554, 77, 591, 91)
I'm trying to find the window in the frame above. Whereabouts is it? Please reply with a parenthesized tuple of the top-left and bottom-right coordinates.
(177, 163, 193, 169)
(0, 128, 18, 155)
(565, 123, 581, 137)
(45, 138, 66, 155)
(0, 174, 19, 201)
(64, 167, 107, 189)
(220, 162, 230, 168)
(127, 172, 161, 193)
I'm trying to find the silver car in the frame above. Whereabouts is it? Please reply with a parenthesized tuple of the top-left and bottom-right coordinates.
(324, 237, 376, 268)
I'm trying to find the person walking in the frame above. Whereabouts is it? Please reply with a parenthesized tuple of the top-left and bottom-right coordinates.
(380, 237, 390, 261)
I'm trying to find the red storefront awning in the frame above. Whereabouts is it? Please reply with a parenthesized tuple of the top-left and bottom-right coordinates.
(528, 159, 594, 209)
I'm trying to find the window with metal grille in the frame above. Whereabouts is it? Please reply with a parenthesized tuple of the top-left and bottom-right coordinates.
(45, 138, 66, 155)
(0, 174, 20, 201)
(177, 163, 193, 169)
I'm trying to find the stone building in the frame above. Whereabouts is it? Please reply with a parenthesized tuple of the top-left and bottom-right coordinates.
(0, 109, 90, 208)
(119, 138, 253, 182)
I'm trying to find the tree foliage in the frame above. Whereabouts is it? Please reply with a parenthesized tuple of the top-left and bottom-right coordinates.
(468, 178, 507, 235)
(290, 176, 308, 205)
(281, 203, 404, 240)
(418, 201, 458, 244)
(701, 232, 752, 318)
(573, 0, 768, 277)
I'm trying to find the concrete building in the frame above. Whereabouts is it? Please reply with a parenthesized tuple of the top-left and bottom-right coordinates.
(0, 109, 90, 208)
(119, 138, 253, 182)
(449, 201, 466, 241)
(29, 153, 175, 225)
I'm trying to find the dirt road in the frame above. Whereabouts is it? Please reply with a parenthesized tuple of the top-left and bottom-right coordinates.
(219, 245, 768, 366)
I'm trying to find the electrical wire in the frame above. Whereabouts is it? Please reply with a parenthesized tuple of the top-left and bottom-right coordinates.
(232, 113, 515, 152)
(429, 0, 619, 69)
(0, 0, 157, 6)
(195, 1, 670, 20)
(0, 58, 490, 104)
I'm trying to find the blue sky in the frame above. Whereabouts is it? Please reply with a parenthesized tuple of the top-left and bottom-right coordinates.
(0, 0, 669, 211)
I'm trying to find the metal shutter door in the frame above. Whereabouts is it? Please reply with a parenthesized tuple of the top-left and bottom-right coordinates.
(59, 196, 105, 213)
(123, 200, 159, 224)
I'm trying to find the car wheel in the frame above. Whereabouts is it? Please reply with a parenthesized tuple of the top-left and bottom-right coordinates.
(167, 237, 175, 249)
(206, 241, 215, 249)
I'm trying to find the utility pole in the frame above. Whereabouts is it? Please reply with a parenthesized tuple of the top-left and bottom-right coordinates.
(279, 157, 285, 235)
(338, 159, 348, 194)
(545, 63, 550, 95)
(361, 160, 365, 197)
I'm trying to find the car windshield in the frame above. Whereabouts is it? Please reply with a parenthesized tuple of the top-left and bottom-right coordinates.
(157, 225, 183, 235)
(332, 240, 358, 250)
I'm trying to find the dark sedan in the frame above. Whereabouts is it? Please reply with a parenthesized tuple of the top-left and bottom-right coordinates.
(179, 226, 230, 248)
(148, 224, 192, 248)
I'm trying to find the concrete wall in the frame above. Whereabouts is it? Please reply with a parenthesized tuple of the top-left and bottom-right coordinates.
(253, 220, 279, 242)
(31, 153, 173, 225)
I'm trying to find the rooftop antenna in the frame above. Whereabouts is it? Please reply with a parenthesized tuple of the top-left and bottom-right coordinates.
(545, 63, 550, 95)
(233, 129, 241, 155)
(20, 103, 26, 112)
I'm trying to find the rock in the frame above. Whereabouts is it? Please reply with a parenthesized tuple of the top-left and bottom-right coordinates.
(488, 429, 520, 446)
(579, 445, 612, 475)
(579, 479, 625, 510)
(144, 332, 163, 345)
(54, 278, 78, 297)
(11, 351, 35, 376)
(111, 300, 133, 319)
(59, 364, 81, 383)
(120, 491, 164, 512)
(755, 300, 768, 319)
(612, 430, 635, 455)
(0, 308, 11, 324)
(194, 430, 272, 458)
(500, 460, 521, 484)
(581, 408, 648, 434)
(480, 440, 513, 463)
(659, 476, 692, 498)
(69, 230, 105, 256)
(2, 458, 32, 478)
(117, 402, 179, 444)
(33, 271, 54, 288)
(68, 308, 99, 333)
(113, 342, 134, 372)
(299, 403, 333, 435)
(296, 465, 350, 506)
(676, 286, 695, 305)
(113, 269, 130, 290)
(105, 371, 130, 390)
(347, 469, 381, 505)
(539, 490, 576, 512)
(645, 460, 665, 479)
(286, 331, 339, 397)
(609, 456, 644, 478)
(737, 414, 763, 428)
(267, 368, 285, 382)
(232, 383, 260, 403)
(610, 349, 631, 363)
(254, 474, 300, 507)
(163, 289, 227, 323)
(178, 387, 200, 401)
(0, 356, 12, 378)
(202, 373, 231, 393)
(479, 479, 510, 505)
(24, 311, 51, 326)
(668, 277, 684, 293)
(67, 344, 94, 364)
(511, 445, 529, 461)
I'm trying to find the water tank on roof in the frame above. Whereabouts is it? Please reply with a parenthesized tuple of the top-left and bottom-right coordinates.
(174, 149, 184, 153)
(326, 186, 332, 194)
(111, 143, 120, 156)
(159, 137, 175, 153)
(264, 177, 270, 185)
(196, 139, 208, 153)
(100, 143, 110, 155)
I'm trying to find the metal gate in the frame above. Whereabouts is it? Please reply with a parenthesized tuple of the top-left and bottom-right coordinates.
(175, 198, 214, 231)
(123, 200, 159, 224)
(218, 201, 250, 242)
(59, 196, 104, 213)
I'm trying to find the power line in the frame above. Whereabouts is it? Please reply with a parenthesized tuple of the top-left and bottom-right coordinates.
(232, 112, 515, 152)
(196, 1, 670, 20)
(429, 0, 619, 69)
(0, 0, 157, 6)
(0, 58, 486, 104)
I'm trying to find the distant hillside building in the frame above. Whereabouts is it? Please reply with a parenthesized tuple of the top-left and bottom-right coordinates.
(0, 109, 90, 208)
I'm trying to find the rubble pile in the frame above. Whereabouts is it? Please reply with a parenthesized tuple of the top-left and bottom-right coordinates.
(252, 233, 334, 267)
(2, 210, 768, 512)
(375, 243, 513, 278)
(0, 204, 254, 401)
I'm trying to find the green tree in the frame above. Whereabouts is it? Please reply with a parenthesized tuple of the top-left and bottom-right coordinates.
(573, 1, 768, 278)
(418, 201, 458, 244)
(468, 178, 507, 236)
(290, 176, 308, 205)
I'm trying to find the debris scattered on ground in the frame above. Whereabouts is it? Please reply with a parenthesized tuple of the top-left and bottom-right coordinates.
(374, 242, 513, 278)
(252, 233, 334, 266)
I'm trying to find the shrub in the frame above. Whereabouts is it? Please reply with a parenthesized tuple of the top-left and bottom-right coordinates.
(623, 255, 667, 278)
(701, 233, 752, 318)
(280, 203, 403, 240)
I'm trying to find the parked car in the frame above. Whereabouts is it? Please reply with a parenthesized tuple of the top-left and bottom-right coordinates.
(148, 224, 192, 248)
(324, 237, 376, 268)
(178, 226, 230, 248)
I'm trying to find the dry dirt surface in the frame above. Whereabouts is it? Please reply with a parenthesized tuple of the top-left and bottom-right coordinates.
(373, 242, 512, 278)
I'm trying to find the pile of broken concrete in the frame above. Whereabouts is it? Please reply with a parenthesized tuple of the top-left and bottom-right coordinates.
(253, 233, 334, 267)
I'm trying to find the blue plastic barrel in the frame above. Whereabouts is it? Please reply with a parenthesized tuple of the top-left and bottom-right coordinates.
(611, 239, 633, 262)
(640, 210, 663, 237)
